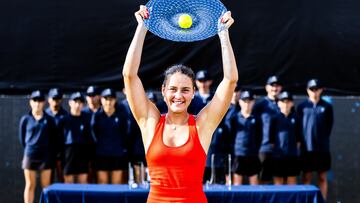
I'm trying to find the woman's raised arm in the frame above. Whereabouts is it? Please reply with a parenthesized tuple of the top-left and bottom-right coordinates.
(197, 11, 239, 152)
(122, 6, 160, 143)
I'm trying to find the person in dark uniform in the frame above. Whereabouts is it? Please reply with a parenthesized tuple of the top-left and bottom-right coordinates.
(188, 70, 214, 114)
(252, 75, 282, 183)
(297, 79, 334, 200)
(58, 92, 94, 184)
(46, 88, 68, 124)
(229, 90, 262, 185)
(82, 86, 101, 115)
(45, 88, 68, 183)
(82, 85, 101, 183)
(19, 90, 58, 203)
(91, 88, 129, 184)
(270, 91, 301, 185)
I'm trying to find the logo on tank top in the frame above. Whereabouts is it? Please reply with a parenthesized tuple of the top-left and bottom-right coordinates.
(115, 117, 119, 123)
(291, 118, 296, 124)
(251, 118, 256, 124)
(80, 124, 84, 131)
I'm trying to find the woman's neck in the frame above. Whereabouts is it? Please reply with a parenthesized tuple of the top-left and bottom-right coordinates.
(71, 110, 81, 116)
(89, 104, 100, 112)
(309, 97, 320, 104)
(241, 110, 251, 118)
(32, 110, 43, 120)
(281, 110, 291, 117)
(198, 89, 210, 96)
(104, 108, 115, 116)
(166, 113, 189, 130)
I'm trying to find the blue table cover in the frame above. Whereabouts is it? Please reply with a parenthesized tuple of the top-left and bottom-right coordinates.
(40, 184, 324, 203)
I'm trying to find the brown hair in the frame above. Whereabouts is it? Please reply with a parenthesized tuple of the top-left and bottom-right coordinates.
(162, 64, 195, 87)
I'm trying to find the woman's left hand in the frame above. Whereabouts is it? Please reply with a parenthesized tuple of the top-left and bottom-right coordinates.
(219, 11, 234, 31)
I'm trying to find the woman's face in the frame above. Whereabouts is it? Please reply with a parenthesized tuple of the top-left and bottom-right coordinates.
(266, 83, 282, 98)
(162, 72, 195, 113)
(29, 99, 45, 113)
(48, 98, 62, 110)
(101, 97, 116, 113)
(278, 99, 294, 114)
(307, 88, 323, 101)
(195, 79, 212, 92)
(239, 99, 255, 113)
(69, 100, 84, 115)
(86, 95, 100, 107)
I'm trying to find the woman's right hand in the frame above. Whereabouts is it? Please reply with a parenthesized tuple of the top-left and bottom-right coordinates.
(135, 5, 149, 26)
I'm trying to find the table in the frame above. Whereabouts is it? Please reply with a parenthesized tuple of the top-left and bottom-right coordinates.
(40, 184, 324, 203)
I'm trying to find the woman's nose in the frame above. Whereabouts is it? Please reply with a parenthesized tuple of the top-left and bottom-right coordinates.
(174, 90, 182, 98)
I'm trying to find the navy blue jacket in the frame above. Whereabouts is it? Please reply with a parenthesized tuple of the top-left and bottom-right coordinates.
(91, 107, 129, 157)
(205, 118, 232, 168)
(188, 92, 214, 115)
(224, 104, 241, 141)
(270, 111, 301, 158)
(58, 113, 94, 145)
(253, 96, 280, 153)
(45, 107, 68, 126)
(156, 100, 168, 114)
(230, 113, 262, 156)
(297, 99, 334, 152)
(19, 112, 59, 159)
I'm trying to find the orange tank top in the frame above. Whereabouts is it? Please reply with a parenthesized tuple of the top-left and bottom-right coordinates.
(146, 114, 207, 203)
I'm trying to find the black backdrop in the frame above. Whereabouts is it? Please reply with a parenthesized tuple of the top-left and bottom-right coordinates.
(1, 0, 360, 94)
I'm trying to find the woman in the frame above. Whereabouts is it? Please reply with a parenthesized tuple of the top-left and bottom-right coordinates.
(270, 91, 301, 185)
(58, 92, 94, 184)
(91, 88, 129, 184)
(19, 90, 58, 203)
(230, 90, 262, 185)
(123, 5, 238, 203)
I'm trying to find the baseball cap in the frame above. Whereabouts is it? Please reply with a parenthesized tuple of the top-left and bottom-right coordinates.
(146, 91, 157, 103)
(30, 90, 45, 101)
(69, 92, 85, 102)
(195, 70, 211, 81)
(48, 88, 63, 99)
(278, 91, 293, 101)
(240, 90, 254, 100)
(266, 76, 281, 85)
(86, 86, 100, 96)
(307, 79, 322, 89)
(101, 88, 116, 98)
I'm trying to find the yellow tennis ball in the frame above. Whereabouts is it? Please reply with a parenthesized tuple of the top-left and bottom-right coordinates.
(178, 14, 192, 29)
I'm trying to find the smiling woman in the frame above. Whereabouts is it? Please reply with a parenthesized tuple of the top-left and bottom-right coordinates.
(162, 66, 195, 114)
(122, 5, 238, 203)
